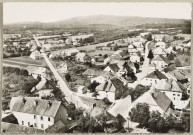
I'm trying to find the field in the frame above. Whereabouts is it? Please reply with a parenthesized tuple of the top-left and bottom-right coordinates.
(3, 56, 48, 68)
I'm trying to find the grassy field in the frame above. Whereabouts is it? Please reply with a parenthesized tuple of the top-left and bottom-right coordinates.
(3, 56, 48, 68)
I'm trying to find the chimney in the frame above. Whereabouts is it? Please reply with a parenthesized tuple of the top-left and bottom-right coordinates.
(47, 101, 52, 107)
(34, 100, 38, 106)
(23, 97, 26, 104)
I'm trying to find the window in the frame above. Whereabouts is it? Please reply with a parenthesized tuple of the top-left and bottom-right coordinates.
(188, 90, 190, 94)
(173, 94, 176, 96)
(48, 117, 50, 121)
(22, 121, 24, 125)
(28, 122, 30, 126)
(177, 94, 180, 97)
(174, 98, 175, 100)
(163, 92, 165, 94)
(41, 124, 44, 129)
(34, 123, 37, 127)
(41, 116, 43, 121)
(34, 115, 36, 119)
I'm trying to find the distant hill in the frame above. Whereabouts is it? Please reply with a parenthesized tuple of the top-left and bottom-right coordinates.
(55, 15, 188, 26)
(5, 15, 189, 27)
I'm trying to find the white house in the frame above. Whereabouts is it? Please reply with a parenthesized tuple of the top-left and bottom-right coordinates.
(130, 55, 140, 63)
(155, 42, 167, 49)
(30, 50, 42, 60)
(127, 88, 174, 116)
(26, 66, 47, 79)
(132, 41, 144, 52)
(91, 76, 107, 84)
(57, 62, 68, 74)
(9, 97, 67, 130)
(128, 44, 138, 55)
(151, 55, 170, 69)
(63, 48, 79, 56)
(141, 70, 168, 86)
(155, 79, 184, 101)
(95, 78, 125, 102)
(75, 52, 87, 63)
(152, 47, 167, 57)
(103, 64, 120, 74)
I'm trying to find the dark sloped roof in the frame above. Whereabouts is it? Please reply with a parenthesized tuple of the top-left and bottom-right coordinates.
(163, 66, 176, 73)
(11, 97, 62, 117)
(145, 70, 168, 80)
(119, 51, 130, 59)
(2, 114, 18, 123)
(108, 64, 120, 72)
(153, 55, 170, 64)
(152, 91, 172, 112)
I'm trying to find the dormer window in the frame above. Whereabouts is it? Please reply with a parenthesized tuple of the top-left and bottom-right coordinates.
(41, 116, 43, 121)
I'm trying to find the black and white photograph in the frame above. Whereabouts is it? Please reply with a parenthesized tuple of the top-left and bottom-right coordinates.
(1, 2, 191, 134)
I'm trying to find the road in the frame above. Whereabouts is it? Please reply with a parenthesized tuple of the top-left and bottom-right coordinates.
(34, 35, 89, 109)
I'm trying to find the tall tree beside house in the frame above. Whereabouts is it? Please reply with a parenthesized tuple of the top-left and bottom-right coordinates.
(147, 49, 154, 60)
(65, 73, 71, 82)
(129, 103, 150, 128)
(114, 43, 119, 51)
(146, 33, 152, 41)
(88, 81, 100, 93)
(148, 111, 168, 133)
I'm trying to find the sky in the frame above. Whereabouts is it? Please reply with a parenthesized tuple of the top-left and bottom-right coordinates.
(3, 2, 192, 24)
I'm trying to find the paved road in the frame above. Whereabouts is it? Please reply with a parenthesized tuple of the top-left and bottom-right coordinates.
(34, 36, 89, 109)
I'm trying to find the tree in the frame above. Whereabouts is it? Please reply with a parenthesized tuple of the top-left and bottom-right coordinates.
(114, 43, 119, 51)
(115, 114, 126, 130)
(129, 103, 150, 128)
(147, 49, 154, 60)
(103, 54, 108, 59)
(146, 33, 152, 41)
(140, 56, 144, 62)
(65, 73, 71, 82)
(88, 81, 99, 92)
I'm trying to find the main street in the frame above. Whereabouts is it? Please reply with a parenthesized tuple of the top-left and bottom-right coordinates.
(33, 35, 89, 109)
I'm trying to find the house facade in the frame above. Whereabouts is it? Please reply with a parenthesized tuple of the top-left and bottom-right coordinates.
(9, 97, 67, 130)
(151, 55, 170, 69)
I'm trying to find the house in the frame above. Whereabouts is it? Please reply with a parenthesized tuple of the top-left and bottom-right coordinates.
(132, 41, 144, 52)
(141, 70, 168, 86)
(82, 69, 109, 79)
(103, 64, 120, 74)
(91, 76, 107, 84)
(95, 78, 125, 102)
(130, 54, 140, 63)
(30, 50, 42, 60)
(35, 89, 54, 98)
(75, 52, 87, 63)
(151, 55, 170, 69)
(168, 70, 188, 84)
(127, 88, 174, 116)
(140, 32, 151, 38)
(26, 66, 47, 79)
(128, 44, 138, 55)
(9, 97, 67, 130)
(63, 48, 79, 56)
(155, 79, 185, 101)
(155, 42, 167, 49)
(119, 51, 130, 60)
(152, 47, 167, 57)
(75, 85, 87, 94)
(57, 62, 68, 74)
(41, 44, 52, 52)
(152, 34, 166, 42)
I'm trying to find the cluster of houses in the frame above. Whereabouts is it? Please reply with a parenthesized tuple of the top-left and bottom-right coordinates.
(2, 28, 191, 133)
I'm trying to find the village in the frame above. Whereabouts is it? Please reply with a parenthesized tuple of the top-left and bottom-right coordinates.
(2, 25, 191, 133)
